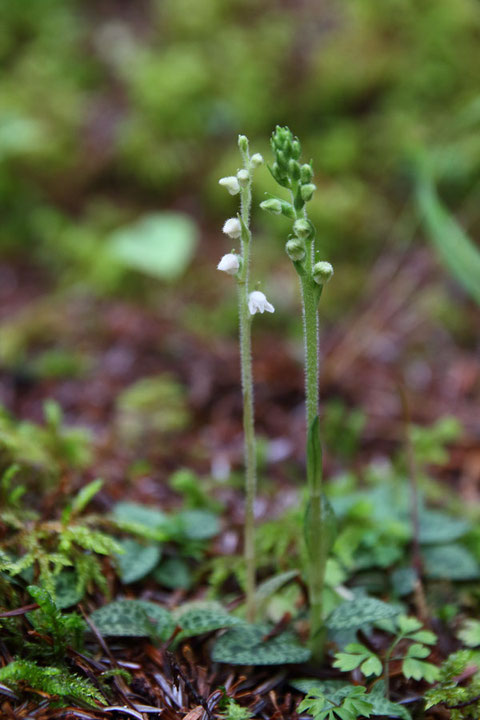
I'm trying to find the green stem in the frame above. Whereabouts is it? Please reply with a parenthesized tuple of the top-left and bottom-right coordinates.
(237, 143, 256, 622)
(292, 206, 325, 660)
(383, 638, 400, 699)
(300, 239, 319, 433)
(300, 270, 325, 660)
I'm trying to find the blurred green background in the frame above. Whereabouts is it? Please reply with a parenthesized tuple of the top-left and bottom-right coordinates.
(1, 0, 480, 319)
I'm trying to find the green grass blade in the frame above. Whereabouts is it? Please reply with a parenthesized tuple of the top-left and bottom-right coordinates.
(417, 175, 480, 305)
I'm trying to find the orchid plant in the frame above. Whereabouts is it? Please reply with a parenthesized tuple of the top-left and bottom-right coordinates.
(217, 136, 272, 622)
(261, 126, 336, 660)
(218, 129, 335, 660)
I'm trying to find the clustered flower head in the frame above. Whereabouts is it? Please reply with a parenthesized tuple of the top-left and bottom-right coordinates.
(267, 126, 316, 214)
(248, 290, 275, 315)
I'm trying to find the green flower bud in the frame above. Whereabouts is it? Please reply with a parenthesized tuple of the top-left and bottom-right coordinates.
(292, 139, 301, 159)
(272, 126, 293, 152)
(285, 239, 305, 261)
(300, 164, 314, 183)
(300, 183, 316, 202)
(294, 186, 305, 211)
(260, 198, 296, 219)
(260, 198, 282, 215)
(276, 150, 288, 169)
(280, 201, 296, 219)
(238, 135, 249, 154)
(270, 162, 289, 187)
(288, 159, 301, 181)
(293, 219, 312, 239)
(313, 261, 334, 285)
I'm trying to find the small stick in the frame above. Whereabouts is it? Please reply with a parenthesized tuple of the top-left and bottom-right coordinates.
(398, 382, 429, 624)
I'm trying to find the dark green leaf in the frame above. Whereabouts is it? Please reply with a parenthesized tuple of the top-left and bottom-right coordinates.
(115, 539, 161, 584)
(211, 624, 310, 665)
(154, 556, 193, 590)
(418, 510, 469, 545)
(174, 602, 243, 641)
(422, 544, 480, 581)
(89, 599, 174, 639)
(54, 571, 84, 609)
(326, 596, 400, 630)
(177, 509, 220, 540)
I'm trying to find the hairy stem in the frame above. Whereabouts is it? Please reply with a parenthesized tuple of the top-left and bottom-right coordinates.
(237, 142, 256, 622)
(300, 267, 325, 660)
(300, 239, 319, 433)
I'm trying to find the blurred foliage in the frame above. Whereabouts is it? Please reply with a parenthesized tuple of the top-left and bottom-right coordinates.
(1, 0, 480, 290)
(115, 372, 191, 446)
(0, 400, 91, 481)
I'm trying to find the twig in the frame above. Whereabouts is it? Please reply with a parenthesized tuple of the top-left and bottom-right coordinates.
(398, 382, 429, 624)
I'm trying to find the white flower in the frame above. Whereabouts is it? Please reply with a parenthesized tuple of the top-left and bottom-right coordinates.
(219, 176, 240, 195)
(223, 217, 242, 239)
(248, 290, 275, 315)
(251, 153, 264, 168)
(236, 169, 250, 187)
(217, 253, 240, 275)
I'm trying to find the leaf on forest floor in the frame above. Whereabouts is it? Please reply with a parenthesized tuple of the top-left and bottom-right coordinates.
(326, 596, 400, 630)
(89, 599, 174, 639)
(422, 544, 480, 581)
(115, 539, 161, 584)
(211, 623, 310, 665)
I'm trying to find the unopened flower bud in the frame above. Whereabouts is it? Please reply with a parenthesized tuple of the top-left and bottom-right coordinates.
(238, 135, 249, 153)
(313, 261, 334, 285)
(219, 176, 240, 195)
(300, 183, 316, 202)
(292, 140, 301, 158)
(236, 168, 250, 187)
(260, 198, 282, 215)
(250, 153, 264, 168)
(276, 150, 288, 169)
(222, 217, 242, 239)
(285, 239, 305, 261)
(248, 290, 275, 315)
(293, 219, 312, 239)
(288, 159, 301, 181)
(217, 253, 240, 275)
(260, 198, 296, 219)
(300, 164, 314, 183)
(271, 162, 287, 184)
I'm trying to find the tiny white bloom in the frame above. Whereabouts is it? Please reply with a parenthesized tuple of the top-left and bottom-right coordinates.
(217, 253, 240, 275)
(248, 290, 275, 315)
(223, 217, 242, 239)
(219, 176, 240, 195)
(251, 153, 264, 168)
(236, 168, 250, 187)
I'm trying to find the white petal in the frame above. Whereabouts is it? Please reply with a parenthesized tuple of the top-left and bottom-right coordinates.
(248, 290, 275, 315)
(219, 176, 240, 195)
(251, 153, 264, 168)
(217, 253, 240, 275)
(222, 218, 242, 239)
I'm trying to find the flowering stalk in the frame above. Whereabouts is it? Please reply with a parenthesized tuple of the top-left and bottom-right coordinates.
(261, 126, 335, 661)
(218, 137, 269, 622)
